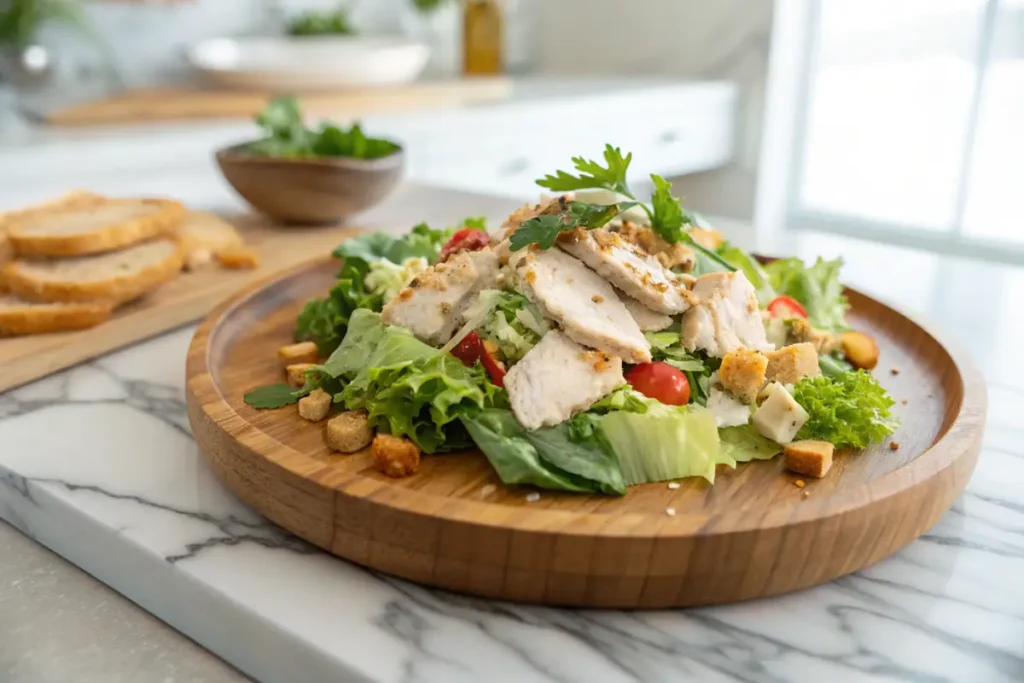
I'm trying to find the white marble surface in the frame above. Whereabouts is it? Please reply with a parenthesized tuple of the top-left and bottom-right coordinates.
(1, 206, 1023, 682)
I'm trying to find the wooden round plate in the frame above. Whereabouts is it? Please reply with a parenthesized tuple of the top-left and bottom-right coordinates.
(185, 257, 986, 608)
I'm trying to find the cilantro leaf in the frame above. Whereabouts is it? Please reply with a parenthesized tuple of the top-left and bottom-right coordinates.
(247, 97, 400, 160)
(648, 174, 693, 244)
(536, 145, 633, 195)
(792, 371, 899, 448)
(508, 201, 636, 252)
(244, 383, 304, 409)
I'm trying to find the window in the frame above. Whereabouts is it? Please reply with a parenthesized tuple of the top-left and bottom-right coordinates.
(779, 0, 1024, 261)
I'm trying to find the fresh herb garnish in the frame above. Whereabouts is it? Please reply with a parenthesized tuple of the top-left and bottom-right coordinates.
(509, 201, 636, 252)
(537, 146, 633, 196)
(244, 383, 307, 409)
(245, 97, 400, 160)
(288, 7, 356, 36)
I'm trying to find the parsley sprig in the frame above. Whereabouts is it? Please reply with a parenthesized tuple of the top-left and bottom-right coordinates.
(509, 200, 636, 252)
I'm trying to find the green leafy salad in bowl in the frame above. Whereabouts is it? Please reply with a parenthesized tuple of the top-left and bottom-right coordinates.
(245, 146, 899, 495)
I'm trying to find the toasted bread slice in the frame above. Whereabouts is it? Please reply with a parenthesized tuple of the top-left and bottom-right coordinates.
(0, 230, 11, 273)
(0, 295, 113, 335)
(7, 198, 185, 258)
(178, 211, 246, 269)
(2, 237, 184, 304)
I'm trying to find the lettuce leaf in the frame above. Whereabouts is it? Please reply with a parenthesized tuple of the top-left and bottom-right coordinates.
(792, 370, 898, 448)
(469, 290, 547, 363)
(461, 409, 626, 495)
(717, 425, 783, 469)
(764, 256, 850, 331)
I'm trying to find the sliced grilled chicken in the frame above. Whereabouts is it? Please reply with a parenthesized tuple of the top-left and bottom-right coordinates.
(495, 195, 571, 241)
(380, 248, 498, 345)
(621, 295, 674, 332)
(514, 247, 651, 363)
(681, 271, 773, 357)
(505, 330, 624, 430)
(557, 227, 695, 315)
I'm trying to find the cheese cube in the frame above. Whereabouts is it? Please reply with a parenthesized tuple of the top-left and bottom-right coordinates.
(752, 382, 809, 444)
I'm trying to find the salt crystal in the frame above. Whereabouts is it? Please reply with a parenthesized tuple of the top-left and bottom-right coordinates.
(525, 492, 541, 503)
(481, 485, 497, 496)
(667, 482, 680, 490)
(665, 507, 676, 516)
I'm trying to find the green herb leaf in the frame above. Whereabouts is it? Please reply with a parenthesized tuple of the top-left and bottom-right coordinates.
(536, 145, 633, 195)
(648, 174, 692, 244)
(247, 98, 400, 160)
(508, 201, 636, 252)
(462, 216, 487, 230)
(244, 383, 303, 409)
(288, 8, 357, 36)
(792, 370, 899, 448)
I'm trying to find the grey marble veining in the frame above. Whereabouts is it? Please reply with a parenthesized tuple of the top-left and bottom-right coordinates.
(1, 232, 1023, 682)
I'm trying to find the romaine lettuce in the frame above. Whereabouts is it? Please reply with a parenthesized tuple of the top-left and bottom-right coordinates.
(764, 256, 850, 331)
(717, 425, 782, 469)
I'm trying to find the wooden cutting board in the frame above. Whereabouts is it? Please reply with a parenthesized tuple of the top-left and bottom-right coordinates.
(184, 257, 986, 608)
(0, 184, 521, 393)
(41, 77, 512, 127)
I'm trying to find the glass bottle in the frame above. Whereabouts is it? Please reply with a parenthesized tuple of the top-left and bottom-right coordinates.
(462, 0, 503, 75)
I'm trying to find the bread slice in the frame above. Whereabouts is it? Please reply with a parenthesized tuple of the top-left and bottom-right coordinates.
(2, 237, 184, 304)
(0, 295, 112, 335)
(177, 211, 245, 270)
(0, 192, 101, 270)
(6, 198, 185, 257)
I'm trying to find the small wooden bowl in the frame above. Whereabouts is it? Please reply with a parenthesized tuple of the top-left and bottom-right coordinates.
(215, 144, 405, 225)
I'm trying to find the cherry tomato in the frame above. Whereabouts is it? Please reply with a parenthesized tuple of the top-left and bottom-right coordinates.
(439, 228, 489, 261)
(625, 362, 691, 406)
(449, 331, 506, 387)
(767, 295, 808, 319)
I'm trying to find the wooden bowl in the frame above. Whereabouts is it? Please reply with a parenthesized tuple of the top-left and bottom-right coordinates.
(185, 257, 986, 608)
(215, 145, 404, 225)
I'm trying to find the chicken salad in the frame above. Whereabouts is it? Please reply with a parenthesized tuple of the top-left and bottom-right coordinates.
(245, 145, 898, 493)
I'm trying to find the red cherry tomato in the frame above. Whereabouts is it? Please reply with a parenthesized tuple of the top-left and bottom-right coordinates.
(439, 228, 489, 262)
(449, 331, 505, 387)
(767, 295, 808, 319)
(625, 362, 691, 406)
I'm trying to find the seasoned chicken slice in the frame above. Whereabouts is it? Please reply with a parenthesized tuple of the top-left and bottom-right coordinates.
(557, 227, 695, 315)
(621, 295, 673, 332)
(681, 271, 773, 358)
(514, 247, 651, 363)
(505, 330, 624, 430)
(495, 195, 571, 241)
(613, 220, 696, 271)
(380, 248, 498, 346)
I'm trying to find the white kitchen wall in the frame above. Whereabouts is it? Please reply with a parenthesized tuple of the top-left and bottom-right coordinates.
(533, 0, 775, 220)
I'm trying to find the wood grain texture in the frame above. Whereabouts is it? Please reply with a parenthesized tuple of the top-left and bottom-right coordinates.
(0, 184, 522, 393)
(43, 78, 512, 127)
(184, 257, 988, 608)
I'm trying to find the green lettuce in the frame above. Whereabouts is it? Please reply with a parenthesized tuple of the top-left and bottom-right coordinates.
(717, 425, 783, 469)
(461, 409, 626, 495)
(792, 370, 898, 448)
(764, 256, 850, 331)
(644, 328, 714, 404)
(468, 290, 547, 363)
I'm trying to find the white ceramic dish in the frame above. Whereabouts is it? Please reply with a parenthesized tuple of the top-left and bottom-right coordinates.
(186, 36, 431, 92)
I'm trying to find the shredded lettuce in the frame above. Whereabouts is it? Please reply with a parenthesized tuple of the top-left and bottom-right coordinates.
(792, 370, 898, 448)
(467, 289, 548, 363)
(764, 256, 850, 331)
(363, 256, 428, 302)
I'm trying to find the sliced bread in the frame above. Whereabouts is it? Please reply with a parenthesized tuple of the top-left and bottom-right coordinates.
(2, 237, 184, 304)
(0, 295, 112, 335)
(6, 198, 185, 258)
(177, 211, 245, 270)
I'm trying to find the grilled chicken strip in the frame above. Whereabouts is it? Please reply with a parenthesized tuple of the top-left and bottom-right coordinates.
(380, 248, 498, 346)
(505, 330, 624, 430)
(681, 271, 773, 357)
(557, 227, 695, 315)
(621, 295, 674, 332)
(513, 247, 651, 363)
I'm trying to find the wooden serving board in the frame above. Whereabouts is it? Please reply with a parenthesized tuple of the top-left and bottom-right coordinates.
(41, 78, 512, 127)
(184, 258, 987, 608)
(0, 184, 521, 393)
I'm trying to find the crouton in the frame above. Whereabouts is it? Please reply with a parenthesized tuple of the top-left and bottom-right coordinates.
(278, 341, 319, 366)
(285, 363, 314, 388)
(688, 226, 724, 250)
(215, 246, 260, 269)
(325, 410, 373, 453)
(371, 434, 421, 478)
(790, 318, 840, 355)
(840, 330, 879, 370)
(783, 440, 834, 478)
(298, 388, 332, 422)
(719, 347, 768, 402)
(765, 342, 820, 385)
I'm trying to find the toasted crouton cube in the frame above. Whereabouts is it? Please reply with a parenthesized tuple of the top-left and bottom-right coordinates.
(298, 388, 332, 422)
(765, 342, 820, 385)
(285, 363, 314, 388)
(840, 331, 880, 370)
(719, 347, 768, 402)
(784, 440, 834, 478)
(371, 434, 421, 478)
(325, 411, 373, 453)
(278, 341, 319, 366)
(215, 246, 260, 270)
(790, 318, 840, 355)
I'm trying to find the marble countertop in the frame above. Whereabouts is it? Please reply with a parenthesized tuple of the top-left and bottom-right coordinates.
(1, 182, 1023, 682)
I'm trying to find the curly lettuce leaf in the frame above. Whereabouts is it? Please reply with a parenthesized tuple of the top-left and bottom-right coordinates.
(792, 370, 898, 448)
(764, 256, 850, 331)
(461, 409, 626, 495)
